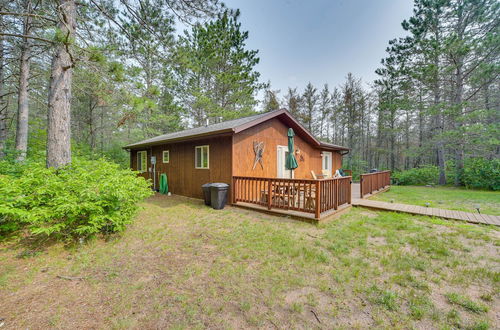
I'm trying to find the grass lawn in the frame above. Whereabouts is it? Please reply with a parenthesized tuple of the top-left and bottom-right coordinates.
(1, 194, 499, 329)
(370, 185, 500, 216)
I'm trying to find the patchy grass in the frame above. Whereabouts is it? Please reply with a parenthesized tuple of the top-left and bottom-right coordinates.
(0, 194, 499, 329)
(446, 292, 489, 314)
(371, 185, 500, 215)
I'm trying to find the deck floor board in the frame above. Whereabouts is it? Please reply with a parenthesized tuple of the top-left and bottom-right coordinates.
(352, 198, 499, 226)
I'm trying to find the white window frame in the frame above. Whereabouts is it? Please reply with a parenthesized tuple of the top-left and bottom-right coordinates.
(137, 150, 147, 173)
(195, 145, 209, 169)
(162, 150, 170, 163)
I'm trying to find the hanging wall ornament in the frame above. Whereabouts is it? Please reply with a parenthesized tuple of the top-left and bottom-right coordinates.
(252, 141, 265, 170)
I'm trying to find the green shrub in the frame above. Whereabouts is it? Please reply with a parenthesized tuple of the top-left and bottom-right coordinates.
(0, 159, 152, 240)
(462, 158, 500, 191)
(392, 165, 439, 186)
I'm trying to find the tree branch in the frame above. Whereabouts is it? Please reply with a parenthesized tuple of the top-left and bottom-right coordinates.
(0, 33, 54, 44)
(0, 11, 57, 23)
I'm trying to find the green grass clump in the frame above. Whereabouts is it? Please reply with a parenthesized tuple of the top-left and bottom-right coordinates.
(367, 285, 399, 311)
(445, 293, 489, 313)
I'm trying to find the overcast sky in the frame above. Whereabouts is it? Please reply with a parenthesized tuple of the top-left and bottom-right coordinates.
(222, 0, 415, 95)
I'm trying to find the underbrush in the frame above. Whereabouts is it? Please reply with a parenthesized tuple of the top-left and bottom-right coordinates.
(392, 158, 499, 190)
(0, 158, 152, 240)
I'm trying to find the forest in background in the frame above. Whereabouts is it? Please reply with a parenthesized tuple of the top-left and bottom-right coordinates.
(0, 0, 498, 187)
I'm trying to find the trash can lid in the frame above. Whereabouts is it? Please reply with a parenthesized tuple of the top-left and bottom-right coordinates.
(202, 183, 213, 188)
(211, 182, 229, 188)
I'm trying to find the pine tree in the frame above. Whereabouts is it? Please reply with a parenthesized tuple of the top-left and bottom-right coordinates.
(301, 82, 318, 133)
(175, 9, 265, 125)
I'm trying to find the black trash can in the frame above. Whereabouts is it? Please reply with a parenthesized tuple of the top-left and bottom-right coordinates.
(202, 183, 213, 206)
(210, 183, 229, 210)
(370, 168, 379, 173)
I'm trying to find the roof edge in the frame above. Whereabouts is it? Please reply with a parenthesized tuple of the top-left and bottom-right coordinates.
(123, 129, 234, 149)
(233, 108, 322, 147)
(319, 141, 350, 151)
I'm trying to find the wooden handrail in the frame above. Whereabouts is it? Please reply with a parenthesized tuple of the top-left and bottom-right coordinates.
(359, 171, 391, 198)
(233, 175, 337, 183)
(233, 176, 352, 219)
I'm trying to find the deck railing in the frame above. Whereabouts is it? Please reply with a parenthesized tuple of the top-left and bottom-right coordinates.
(343, 169, 353, 177)
(232, 176, 352, 219)
(359, 170, 391, 198)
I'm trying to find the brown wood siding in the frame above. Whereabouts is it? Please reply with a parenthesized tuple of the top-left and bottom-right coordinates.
(130, 135, 232, 199)
(232, 118, 343, 179)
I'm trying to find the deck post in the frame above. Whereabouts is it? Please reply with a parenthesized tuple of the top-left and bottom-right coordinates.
(315, 180, 321, 219)
(231, 177, 235, 204)
(334, 179, 338, 210)
(348, 178, 352, 204)
(267, 179, 272, 210)
(360, 176, 364, 198)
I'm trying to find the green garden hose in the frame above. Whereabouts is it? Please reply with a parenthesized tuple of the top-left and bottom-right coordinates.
(159, 173, 168, 194)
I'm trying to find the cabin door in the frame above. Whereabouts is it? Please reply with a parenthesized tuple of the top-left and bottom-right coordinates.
(277, 145, 293, 179)
(322, 151, 332, 177)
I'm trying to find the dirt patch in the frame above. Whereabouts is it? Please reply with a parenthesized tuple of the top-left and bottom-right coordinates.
(367, 236, 386, 246)
(401, 243, 418, 254)
(360, 211, 378, 218)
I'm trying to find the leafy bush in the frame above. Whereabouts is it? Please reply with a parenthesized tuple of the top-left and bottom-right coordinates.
(392, 165, 439, 186)
(0, 158, 42, 178)
(462, 158, 500, 191)
(0, 159, 152, 239)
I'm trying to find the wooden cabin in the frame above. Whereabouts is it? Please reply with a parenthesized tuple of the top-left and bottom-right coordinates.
(125, 109, 351, 220)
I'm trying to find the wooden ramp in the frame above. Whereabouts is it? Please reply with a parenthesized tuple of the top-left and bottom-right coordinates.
(352, 198, 500, 227)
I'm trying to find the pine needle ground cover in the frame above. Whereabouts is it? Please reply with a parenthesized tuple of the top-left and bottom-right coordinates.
(370, 185, 500, 216)
(1, 194, 498, 329)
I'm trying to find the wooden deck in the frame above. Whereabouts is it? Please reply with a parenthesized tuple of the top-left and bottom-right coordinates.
(351, 183, 500, 227)
(234, 201, 352, 223)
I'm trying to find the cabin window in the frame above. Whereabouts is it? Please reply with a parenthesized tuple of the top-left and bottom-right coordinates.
(195, 145, 209, 169)
(162, 150, 170, 163)
(137, 151, 147, 173)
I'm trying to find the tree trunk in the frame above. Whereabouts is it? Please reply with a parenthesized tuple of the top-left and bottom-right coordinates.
(15, 0, 32, 161)
(453, 62, 464, 186)
(432, 29, 446, 185)
(46, 0, 76, 168)
(0, 13, 7, 159)
(452, 8, 465, 187)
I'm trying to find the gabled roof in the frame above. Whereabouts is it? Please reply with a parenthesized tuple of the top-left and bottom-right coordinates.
(124, 108, 349, 151)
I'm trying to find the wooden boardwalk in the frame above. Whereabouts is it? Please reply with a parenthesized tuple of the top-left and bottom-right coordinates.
(351, 184, 500, 227)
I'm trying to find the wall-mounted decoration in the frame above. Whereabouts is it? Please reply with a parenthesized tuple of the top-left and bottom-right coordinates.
(252, 141, 265, 170)
(295, 147, 304, 162)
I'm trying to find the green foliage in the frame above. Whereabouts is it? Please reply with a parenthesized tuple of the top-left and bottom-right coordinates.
(393, 165, 439, 186)
(392, 158, 499, 190)
(462, 158, 500, 191)
(0, 159, 152, 240)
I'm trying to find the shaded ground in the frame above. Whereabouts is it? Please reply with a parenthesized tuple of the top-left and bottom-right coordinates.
(371, 185, 500, 216)
(1, 194, 499, 329)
